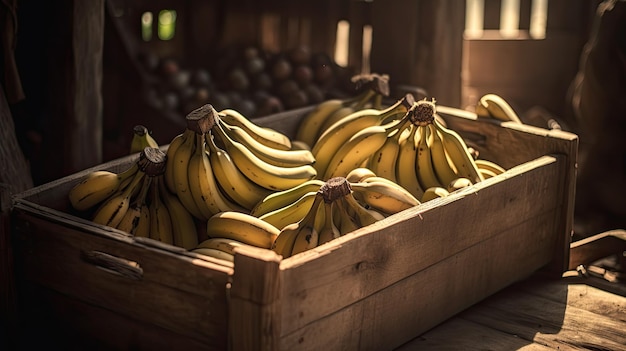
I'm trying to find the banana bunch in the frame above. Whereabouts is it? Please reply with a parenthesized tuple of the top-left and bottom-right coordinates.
(272, 177, 390, 259)
(311, 93, 416, 179)
(358, 98, 506, 203)
(80, 147, 199, 249)
(130, 125, 159, 154)
(474, 93, 523, 124)
(164, 104, 317, 218)
(295, 73, 391, 147)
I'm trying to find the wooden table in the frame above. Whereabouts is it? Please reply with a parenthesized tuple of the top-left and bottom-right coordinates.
(397, 270, 626, 350)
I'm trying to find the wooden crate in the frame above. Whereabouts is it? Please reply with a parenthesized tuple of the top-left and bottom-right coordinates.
(10, 105, 577, 350)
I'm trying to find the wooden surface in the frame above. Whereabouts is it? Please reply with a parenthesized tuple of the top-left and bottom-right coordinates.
(398, 273, 626, 350)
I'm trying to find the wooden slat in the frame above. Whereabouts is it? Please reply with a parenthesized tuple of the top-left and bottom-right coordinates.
(11, 209, 232, 347)
(459, 285, 626, 350)
(397, 318, 554, 351)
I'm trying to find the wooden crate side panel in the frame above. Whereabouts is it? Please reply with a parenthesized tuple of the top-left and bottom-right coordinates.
(17, 284, 218, 350)
(278, 207, 559, 351)
(274, 155, 565, 337)
(11, 210, 231, 346)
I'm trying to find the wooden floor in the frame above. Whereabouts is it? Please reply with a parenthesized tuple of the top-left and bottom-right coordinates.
(397, 270, 626, 350)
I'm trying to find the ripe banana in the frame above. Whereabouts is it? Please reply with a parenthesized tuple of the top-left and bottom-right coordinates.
(188, 132, 244, 219)
(433, 117, 484, 184)
(192, 248, 234, 262)
(165, 128, 194, 193)
(92, 169, 145, 228)
(475, 93, 523, 124)
(415, 125, 440, 190)
(335, 195, 361, 235)
(474, 159, 506, 176)
(169, 128, 205, 220)
(428, 124, 459, 187)
(158, 176, 198, 249)
(366, 123, 410, 184)
(206, 211, 280, 249)
(206, 132, 272, 211)
(395, 124, 425, 200)
(290, 140, 312, 151)
(421, 186, 450, 202)
(312, 94, 413, 178)
(341, 192, 385, 227)
(295, 98, 346, 147)
(272, 192, 324, 258)
(250, 179, 325, 217)
(116, 174, 152, 236)
(148, 176, 174, 245)
(219, 108, 292, 151)
(218, 119, 315, 167)
(196, 237, 253, 256)
(213, 122, 317, 191)
(258, 191, 318, 230)
(447, 177, 473, 193)
(130, 125, 159, 154)
(68, 164, 139, 212)
(317, 201, 341, 245)
(323, 119, 403, 180)
(350, 176, 420, 215)
(345, 167, 377, 183)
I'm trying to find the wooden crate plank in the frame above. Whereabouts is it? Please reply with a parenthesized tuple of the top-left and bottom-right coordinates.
(397, 318, 554, 351)
(16, 284, 220, 350)
(460, 287, 626, 350)
(276, 207, 562, 350)
(11, 210, 231, 344)
(275, 155, 564, 336)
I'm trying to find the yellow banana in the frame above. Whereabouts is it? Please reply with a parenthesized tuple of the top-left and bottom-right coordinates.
(345, 167, 377, 183)
(395, 124, 424, 200)
(335, 195, 360, 235)
(323, 120, 403, 180)
(341, 192, 385, 227)
(433, 117, 484, 184)
(92, 169, 145, 228)
(206, 211, 280, 249)
(219, 108, 291, 150)
(192, 248, 234, 262)
(421, 186, 450, 202)
(218, 119, 315, 167)
(206, 132, 272, 211)
(312, 94, 413, 178)
(317, 201, 340, 245)
(116, 175, 152, 236)
(475, 93, 523, 124)
(475, 159, 506, 176)
(158, 176, 198, 250)
(68, 164, 139, 212)
(290, 140, 312, 151)
(447, 177, 473, 193)
(317, 89, 379, 137)
(478, 168, 499, 179)
(148, 176, 174, 245)
(295, 98, 345, 147)
(188, 132, 244, 219)
(165, 129, 194, 193)
(428, 124, 459, 187)
(350, 176, 420, 215)
(273, 192, 324, 258)
(250, 179, 325, 217)
(366, 123, 411, 184)
(196, 237, 253, 256)
(258, 191, 318, 230)
(213, 123, 317, 191)
(170, 127, 205, 220)
(415, 125, 441, 190)
(130, 125, 159, 154)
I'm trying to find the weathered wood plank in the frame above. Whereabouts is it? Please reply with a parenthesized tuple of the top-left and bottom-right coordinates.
(460, 285, 626, 350)
(396, 317, 554, 351)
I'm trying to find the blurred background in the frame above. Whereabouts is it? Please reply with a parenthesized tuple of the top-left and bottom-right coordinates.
(3, 0, 625, 238)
